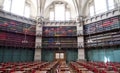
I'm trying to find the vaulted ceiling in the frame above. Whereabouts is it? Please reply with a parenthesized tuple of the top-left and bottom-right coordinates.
(36, 0, 92, 19)
(0, 0, 92, 19)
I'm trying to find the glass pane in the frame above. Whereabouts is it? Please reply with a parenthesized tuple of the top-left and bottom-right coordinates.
(50, 11, 54, 21)
(24, 5, 30, 18)
(55, 4, 65, 21)
(60, 53, 64, 59)
(11, 0, 25, 16)
(108, 0, 114, 10)
(90, 5, 95, 16)
(56, 53, 59, 59)
(94, 0, 107, 14)
(3, 0, 11, 12)
(66, 11, 70, 21)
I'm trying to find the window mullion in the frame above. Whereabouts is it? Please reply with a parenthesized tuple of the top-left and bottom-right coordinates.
(23, 2, 26, 17)
(93, 0, 96, 15)
(64, 4, 65, 21)
(106, 0, 109, 11)
(10, 0, 12, 12)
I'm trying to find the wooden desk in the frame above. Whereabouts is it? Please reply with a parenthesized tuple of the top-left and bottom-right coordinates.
(35, 70, 47, 73)
(97, 67, 105, 73)
(78, 68, 88, 71)
(31, 66, 38, 69)
(94, 66, 99, 68)
(0, 71, 3, 73)
(117, 67, 120, 71)
(115, 65, 120, 68)
(60, 67, 69, 71)
(97, 67, 105, 71)
(106, 71, 117, 73)
(5, 68, 12, 72)
(23, 68, 31, 71)
(78, 66, 84, 68)
(41, 68, 51, 73)
(5, 66, 12, 69)
(12, 71, 25, 73)
(60, 64, 68, 68)
(59, 71, 70, 73)
(41, 68, 51, 71)
(0, 66, 2, 68)
(81, 70, 93, 73)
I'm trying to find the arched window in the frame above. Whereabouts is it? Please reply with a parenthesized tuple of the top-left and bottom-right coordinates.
(108, 0, 115, 10)
(65, 10, 70, 21)
(50, 10, 54, 21)
(3, 0, 11, 12)
(49, 2, 71, 21)
(94, 0, 107, 14)
(55, 4, 65, 21)
(24, 3, 30, 18)
(11, 0, 25, 16)
(3, 0, 30, 18)
(89, 0, 115, 16)
(89, 3, 95, 16)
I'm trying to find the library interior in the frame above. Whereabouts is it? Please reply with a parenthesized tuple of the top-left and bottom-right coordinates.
(0, 0, 120, 73)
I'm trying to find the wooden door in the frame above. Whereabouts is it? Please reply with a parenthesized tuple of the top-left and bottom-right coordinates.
(54, 51, 66, 61)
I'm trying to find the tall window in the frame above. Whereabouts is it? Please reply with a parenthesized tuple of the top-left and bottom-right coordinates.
(49, 3, 71, 21)
(66, 10, 70, 21)
(3, 0, 30, 18)
(89, 0, 115, 16)
(50, 11, 54, 21)
(55, 4, 65, 21)
(108, 0, 114, 10)
(11, 0, 25, 16)
(94, 0, 107, 14)
(24, 4, 30, 18)
(3, 0, 11, 12)
(90, 5, 95, 16)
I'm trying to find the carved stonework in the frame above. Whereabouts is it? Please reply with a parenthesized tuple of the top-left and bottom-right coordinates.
(76, 16, 85, 27)
(37, 16, 44, 27)
(38, 16, 44, 22)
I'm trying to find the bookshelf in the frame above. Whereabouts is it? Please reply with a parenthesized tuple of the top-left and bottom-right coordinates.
(0, 17, 36, 36)
(84, 15, 120, 62)
(42, 26, 77, 48)
(84, 16, 120, 36)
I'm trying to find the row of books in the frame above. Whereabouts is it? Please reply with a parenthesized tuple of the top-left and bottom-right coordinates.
(43, 26, 76, 36)
(0, 17, 36, 35)
(42, 43, 77, 48)
(86, 40, 120, 47)
(42, 38, 77, 43)
(43, 32, 76, 36)
(84, 16, 120, 34)
(85, 31, 120, 47)
(0, 40, 35, 48)
(0, 31, 35, 48)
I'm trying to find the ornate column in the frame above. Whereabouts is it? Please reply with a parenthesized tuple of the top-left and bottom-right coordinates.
(76, 16, 85, 60)
(34, 16, 44, 61)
